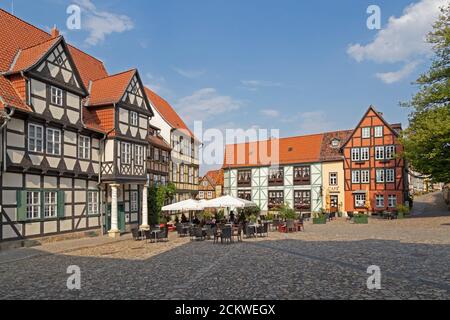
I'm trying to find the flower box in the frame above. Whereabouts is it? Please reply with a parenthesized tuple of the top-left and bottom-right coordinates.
(313, 217, 327, 224)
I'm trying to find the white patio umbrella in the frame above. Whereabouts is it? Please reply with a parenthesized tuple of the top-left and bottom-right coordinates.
(203, 195, 257, 209)
(161, 199, 204, 212)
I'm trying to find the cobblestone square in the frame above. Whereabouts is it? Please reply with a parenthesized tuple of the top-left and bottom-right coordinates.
(0, 214, 449, 300)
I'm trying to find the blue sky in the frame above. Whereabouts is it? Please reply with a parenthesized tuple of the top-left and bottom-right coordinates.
(0, 0, 445, 173)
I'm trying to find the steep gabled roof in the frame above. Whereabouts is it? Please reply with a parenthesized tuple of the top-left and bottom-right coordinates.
(341, 105, 400, 149)
(87, 69, 136, 107)
(7, 37, 60, 73)
(223, 134, 324, 169)
(145, 87, 195, 139)
(148, 134, 171, 151)
(0, 75, 30, 112)
(0, 9, 108, 86)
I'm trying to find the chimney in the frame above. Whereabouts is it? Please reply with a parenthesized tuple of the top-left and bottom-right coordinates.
(51, 25, 60, 38)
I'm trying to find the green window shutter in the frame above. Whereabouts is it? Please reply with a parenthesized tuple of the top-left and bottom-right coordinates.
(57, 191, 65, 218)
(17, 190, 28, 222)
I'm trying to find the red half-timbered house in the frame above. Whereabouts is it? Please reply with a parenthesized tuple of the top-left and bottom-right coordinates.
(341, 106, 407, 213)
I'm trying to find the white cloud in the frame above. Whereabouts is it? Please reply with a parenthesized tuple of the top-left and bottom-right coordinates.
(176, 88, 243, 123)
(348, 0, 445, 63)
(172, 67, 206, 79)
(375, 61, 421, 84)
(347, 0, 446, 84)
(74, 0, 134, 46)
(260, 109, 280, 117)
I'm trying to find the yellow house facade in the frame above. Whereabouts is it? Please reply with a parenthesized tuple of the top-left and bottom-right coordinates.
(319, 131, 352, 216)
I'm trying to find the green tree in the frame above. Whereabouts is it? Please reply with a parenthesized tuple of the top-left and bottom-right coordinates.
(401, 5, 450, 183)
(148, 183, 176, 224)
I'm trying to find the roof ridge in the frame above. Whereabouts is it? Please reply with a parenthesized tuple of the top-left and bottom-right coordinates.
(19, 35, 60, 51)
(92, 68, 136, 82)
(67, 44, 106, 67)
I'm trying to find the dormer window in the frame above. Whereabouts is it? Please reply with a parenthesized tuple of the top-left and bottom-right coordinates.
(51, 86, 63, 106)
(331, 139, 340, 148)
(130, 111, 138, 126)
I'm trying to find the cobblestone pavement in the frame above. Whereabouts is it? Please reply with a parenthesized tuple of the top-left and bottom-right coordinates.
(411, 191, 450, 217)
(0, 216, 449, 300)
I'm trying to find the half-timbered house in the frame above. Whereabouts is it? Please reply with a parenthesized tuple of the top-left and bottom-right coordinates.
(223, 136, 324, 215)
(341, 106, 408, 213)
(199, 169, 224, 200)
(146, 88, 200, 202)
(0, 9, 189, 243)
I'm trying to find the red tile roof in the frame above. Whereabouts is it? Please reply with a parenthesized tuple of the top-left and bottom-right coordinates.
(7, 37, 60, 73)
(148, 134, 171, 150)
(320, 130, 352, 162)
(87, 69, 136, 107)
(205, 169, 224, 186)
(0, 75, 30, 112)
(145, 87, 195, 138)
(223, 134, 324, 168)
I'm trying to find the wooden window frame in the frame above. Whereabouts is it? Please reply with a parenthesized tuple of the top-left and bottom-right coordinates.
(329, 172, 338, 186)
(375, 146, 385, 160)
(386, 169, 395, 183)
(130, 191, 138, 212)
(121, 142, 131, 164)
(238, 190, 252, 201)
(46, 128, 61, 156)
(352, 170, 361, 184)
(130, 111, 139, 127)
(362, 127, 371, 139)
(376, 194, 385, 208)
(268, 167, 284, 186)
(360, 147, 370, 161)
(50, 86, 63, 106)
(28, 123, 44, 153)
(388, 195, 397, 208)
(354, 194, 366, 208)
(294, 190, 311, 211)
(376, 169, 385, 183)
(268, 190, 284, 210)
(44, 191, 58, 218)
(237, 170, 252, 187)
(79, 135, 91, 160)
(374, 126, 383, 138)
(361, 170, 370, 184)
(294, 166, 311, 185)
(87, 191, 99, 215)
(351, 148, 360, 162)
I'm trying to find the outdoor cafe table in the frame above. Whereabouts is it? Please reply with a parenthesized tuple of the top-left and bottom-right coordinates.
(150, 227, 161, 242)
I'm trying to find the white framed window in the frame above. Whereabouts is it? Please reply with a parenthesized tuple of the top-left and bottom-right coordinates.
(362, 127, 371, 138)
(28, 123, 43, 152)
(130, 191, 138, 212)
(351, 148, 360, 161)
(361, 147, 370, 161)
(355, 194, 366, 208)
(51, 86, 63, 106)
(331, 139, 340, 148)
(352, 170, 361, 183)
(135, 145, 144, 166)
(361, 170, 370, 183)
(374, 126, 383, 138)
(207, 191, 213, 199)
(44, 191, 57, 218)
(79, 136, 90, 160)
(46, 128, 61, 155)
(385, 145, 395, 159)
(26, 191, 41, 219)
(375, 146, 385, 160)
(376, 169, 385, 183)
(376, 195, 385, 208)
(386, 169, 395, 183)
(121, 142, 131, 164)
(388, 195, 397, 208)
(199, 191, 204, 199)
(87, 191, 99, 215)
(130, 111, 138, 126)
(329, 172, 338, 186)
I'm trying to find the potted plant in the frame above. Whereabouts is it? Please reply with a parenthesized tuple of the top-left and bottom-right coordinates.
(353, 213, 369, 224)
(312, 210, 327, 224)
(396, 204, 410, 219)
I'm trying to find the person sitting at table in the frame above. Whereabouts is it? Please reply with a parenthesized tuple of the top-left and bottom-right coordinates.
(192, 216, 200, 225)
